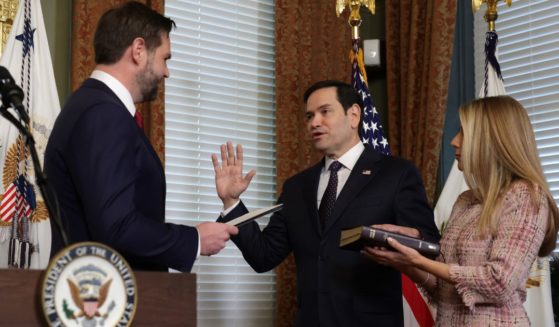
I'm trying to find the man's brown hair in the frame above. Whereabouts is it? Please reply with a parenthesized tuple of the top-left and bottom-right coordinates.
(94, 1, 175, 64)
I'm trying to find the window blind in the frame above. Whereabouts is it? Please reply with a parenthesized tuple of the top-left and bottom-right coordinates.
(474, 0, 559, 249)
(164, 1, 276, 326)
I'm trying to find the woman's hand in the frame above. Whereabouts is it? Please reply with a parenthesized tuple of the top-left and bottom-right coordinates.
(362, 237, 425, 272)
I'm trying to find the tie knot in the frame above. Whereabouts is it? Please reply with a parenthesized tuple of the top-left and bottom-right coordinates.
(329, 161, 342, 173)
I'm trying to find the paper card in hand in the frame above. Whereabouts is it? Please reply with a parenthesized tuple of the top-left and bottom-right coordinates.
(226, 203, 284, 227)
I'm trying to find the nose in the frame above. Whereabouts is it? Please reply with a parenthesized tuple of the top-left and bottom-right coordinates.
(309, 114, 322, 128)
(450, 138, 458, 149)
(450, 133, 460, 149)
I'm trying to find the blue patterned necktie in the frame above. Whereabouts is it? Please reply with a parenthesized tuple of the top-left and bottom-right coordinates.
(319, 161, 343, 230)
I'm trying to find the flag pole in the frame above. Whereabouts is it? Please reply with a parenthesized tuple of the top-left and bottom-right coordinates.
(441, 1, 555, 326)
(472, 0, 513, 31)
(336, 2, 432, 327)
(336, 0, 375, 40)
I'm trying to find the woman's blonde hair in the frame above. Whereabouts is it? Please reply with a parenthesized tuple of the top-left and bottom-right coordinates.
(459, 96, 559, 256)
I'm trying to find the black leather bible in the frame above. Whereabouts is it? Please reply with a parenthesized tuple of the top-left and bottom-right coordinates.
(340, 226, 440, 258)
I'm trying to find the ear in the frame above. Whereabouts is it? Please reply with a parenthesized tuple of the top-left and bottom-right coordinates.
(349, 104, 361, 129)
(131, 37, 147, 65)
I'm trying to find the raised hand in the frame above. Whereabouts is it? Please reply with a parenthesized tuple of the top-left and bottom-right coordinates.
(212, 141, 256, 209)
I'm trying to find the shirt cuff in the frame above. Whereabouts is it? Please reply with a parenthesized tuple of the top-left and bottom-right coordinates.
(221, 200, 241, 217)
(196, 231, 200, 258)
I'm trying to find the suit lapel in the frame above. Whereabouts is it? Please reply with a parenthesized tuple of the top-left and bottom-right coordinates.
(303, 161, 324, 237)
(137, 127, 166, 183)
(85, 79, 166, 183)
(323, 148, 384, 235)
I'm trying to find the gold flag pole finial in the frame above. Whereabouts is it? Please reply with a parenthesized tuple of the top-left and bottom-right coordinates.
(336, 0, 375, 40)
(0, 0, 19, 55)
(472, 0, 512, 31)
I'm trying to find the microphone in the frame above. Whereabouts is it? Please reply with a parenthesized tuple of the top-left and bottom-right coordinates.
(0, 66, 29, 124)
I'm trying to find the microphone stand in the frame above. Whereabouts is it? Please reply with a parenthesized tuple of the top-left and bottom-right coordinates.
(0, 106, 68, 246)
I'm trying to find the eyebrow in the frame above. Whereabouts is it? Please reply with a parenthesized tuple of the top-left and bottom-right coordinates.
(306, 104, 331, 112)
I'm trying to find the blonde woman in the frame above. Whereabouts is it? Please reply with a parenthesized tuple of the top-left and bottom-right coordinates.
(365, 96, 559, 326)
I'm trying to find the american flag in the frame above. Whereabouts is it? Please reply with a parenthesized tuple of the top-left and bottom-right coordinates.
(0, 176, 35, 223)
(0, 0, 60, 268)
(351, 39, 434, 327)
(351, 39, 389, 155)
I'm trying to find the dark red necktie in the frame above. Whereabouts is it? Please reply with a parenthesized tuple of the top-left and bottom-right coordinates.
(134, 110, 144, 129)
(318, 161, 342, 230)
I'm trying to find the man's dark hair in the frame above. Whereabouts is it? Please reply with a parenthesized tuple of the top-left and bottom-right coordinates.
(94, 1, 176, 64)
(303, 80, 365, 138)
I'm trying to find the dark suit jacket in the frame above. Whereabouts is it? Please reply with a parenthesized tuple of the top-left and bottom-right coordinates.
(45, 78, 198, 272)
(220, 147, 440, 327)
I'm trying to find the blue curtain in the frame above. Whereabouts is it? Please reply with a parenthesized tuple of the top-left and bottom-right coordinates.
(436, 0, 475, 196)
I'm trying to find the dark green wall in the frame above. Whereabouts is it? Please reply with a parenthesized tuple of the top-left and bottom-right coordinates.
(436, 1, 474, 197)
(41, 0, 72, 106)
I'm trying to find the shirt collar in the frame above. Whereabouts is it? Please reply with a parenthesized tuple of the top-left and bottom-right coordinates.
(324, 142, 365, 171)
(90, 70, 136, 117)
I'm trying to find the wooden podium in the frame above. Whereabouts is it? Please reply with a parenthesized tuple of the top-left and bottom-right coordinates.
(0, 269, 196, 326)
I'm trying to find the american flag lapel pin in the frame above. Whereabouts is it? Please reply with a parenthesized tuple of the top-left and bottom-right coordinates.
(362, 169, 371, 175)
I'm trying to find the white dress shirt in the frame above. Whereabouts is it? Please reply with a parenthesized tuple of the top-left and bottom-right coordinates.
(317, 142, 365, 208)
(90, 70, 136, 117)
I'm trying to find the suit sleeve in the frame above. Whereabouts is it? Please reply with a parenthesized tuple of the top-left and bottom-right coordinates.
(219, 196, 292, 273)
(68, 103, 198, 272)
(392, 161, 440, 243)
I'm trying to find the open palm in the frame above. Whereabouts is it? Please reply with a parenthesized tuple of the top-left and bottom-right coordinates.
(212, 142, 256, 208)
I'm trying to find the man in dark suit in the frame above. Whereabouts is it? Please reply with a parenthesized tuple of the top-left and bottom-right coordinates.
(44, 1, 238, 272)
(213, 80, 441, 326)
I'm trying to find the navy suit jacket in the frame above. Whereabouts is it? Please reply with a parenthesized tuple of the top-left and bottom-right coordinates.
(45, 78, 198, 271)
(220, 147, 440, 327)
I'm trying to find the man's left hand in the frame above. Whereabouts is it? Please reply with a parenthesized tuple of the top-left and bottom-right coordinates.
(372, 224, 421, 238)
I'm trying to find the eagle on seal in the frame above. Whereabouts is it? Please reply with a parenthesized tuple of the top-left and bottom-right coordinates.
(67, 278, 113, 319)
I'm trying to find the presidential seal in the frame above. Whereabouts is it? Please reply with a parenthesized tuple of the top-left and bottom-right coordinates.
(41, 242, 137, 327)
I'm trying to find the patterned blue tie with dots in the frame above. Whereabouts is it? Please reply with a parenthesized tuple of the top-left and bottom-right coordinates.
(319, 161, 343, 230)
